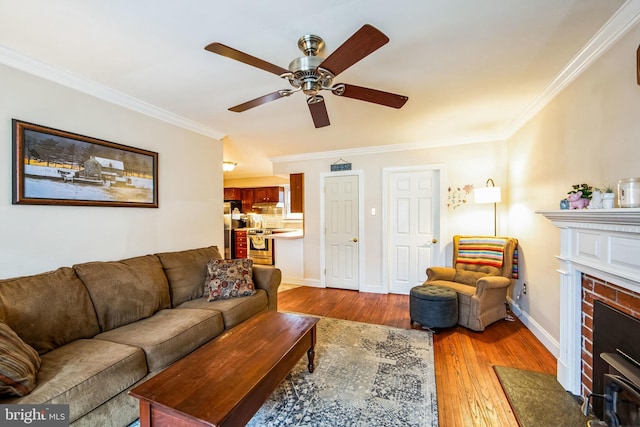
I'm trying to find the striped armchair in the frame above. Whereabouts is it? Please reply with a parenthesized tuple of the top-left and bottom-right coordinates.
(424, 235, 518, 331)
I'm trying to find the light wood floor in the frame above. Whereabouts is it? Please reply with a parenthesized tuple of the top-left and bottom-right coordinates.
(278, 286, 557, 427)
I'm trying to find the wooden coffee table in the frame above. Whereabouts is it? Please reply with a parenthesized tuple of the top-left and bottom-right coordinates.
(129, 311, 319, 427)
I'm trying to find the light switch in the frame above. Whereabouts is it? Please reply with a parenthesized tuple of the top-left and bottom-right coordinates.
(371, 208, 376, 215)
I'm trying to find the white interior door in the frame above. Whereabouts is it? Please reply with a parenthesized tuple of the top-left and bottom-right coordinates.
(324, 175, 359, 290)
(388, 169, 438, 294)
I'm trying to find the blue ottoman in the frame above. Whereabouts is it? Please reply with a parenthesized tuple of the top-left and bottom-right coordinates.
(410, 285, 458, 329)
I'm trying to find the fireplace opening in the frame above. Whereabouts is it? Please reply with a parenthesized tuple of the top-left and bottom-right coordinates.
(592, 300, 640, 423)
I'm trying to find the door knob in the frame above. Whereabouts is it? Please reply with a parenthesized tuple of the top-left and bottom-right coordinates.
(432, 238, 438, 244)
(352, 237, 358, 243)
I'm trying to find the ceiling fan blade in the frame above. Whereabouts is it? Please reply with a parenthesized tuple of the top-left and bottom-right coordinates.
(205, 42, 289, 76)
(318, 24, 389, 77)
(229, 91, 288, 112)
(335, 84, 408, 109)
(307, 96, 330, 128)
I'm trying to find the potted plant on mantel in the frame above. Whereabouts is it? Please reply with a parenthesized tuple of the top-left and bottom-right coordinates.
(566, 183, 593, 209)
(602, 185, 616, 209)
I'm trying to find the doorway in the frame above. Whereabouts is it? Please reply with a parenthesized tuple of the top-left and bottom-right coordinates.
(322, 173, 362, 290)
(383, 166, 443, 294)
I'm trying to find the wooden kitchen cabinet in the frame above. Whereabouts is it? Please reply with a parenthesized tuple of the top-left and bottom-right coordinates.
(224, 187, 242, 201)
(253, 187, 283, 203)
(289, 173, 304, 213)
(233, 229, 247, 258)
(241, 188, 254, 213)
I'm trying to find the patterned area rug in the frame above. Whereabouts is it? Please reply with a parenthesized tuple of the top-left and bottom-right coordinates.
(127, 318, 437, 427)
(247, 317, 438, 426)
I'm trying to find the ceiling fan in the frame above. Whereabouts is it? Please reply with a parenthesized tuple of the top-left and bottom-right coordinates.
(205, 24, 409, 128)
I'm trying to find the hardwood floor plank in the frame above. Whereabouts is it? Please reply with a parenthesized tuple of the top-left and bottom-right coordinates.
(278, 286, 556, 426)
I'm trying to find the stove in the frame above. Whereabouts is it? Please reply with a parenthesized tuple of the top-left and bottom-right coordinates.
(247, 229, 274, 265)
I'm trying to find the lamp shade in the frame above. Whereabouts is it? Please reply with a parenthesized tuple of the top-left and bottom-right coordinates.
(474, 186, 501, 204)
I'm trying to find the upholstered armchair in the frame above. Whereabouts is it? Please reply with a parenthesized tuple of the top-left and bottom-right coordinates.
(424, 235, 518, 331)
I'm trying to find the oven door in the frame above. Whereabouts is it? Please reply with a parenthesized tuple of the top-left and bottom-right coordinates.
(248, 233, 274, 265)
(604, 374, 640, 427)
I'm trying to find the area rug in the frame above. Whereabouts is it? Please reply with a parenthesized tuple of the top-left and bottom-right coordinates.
(127, 318, 437, 427)
(494, 365, 596, 427)
(247, 317, 438, 426)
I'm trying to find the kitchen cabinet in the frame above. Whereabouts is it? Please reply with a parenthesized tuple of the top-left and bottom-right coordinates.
(233, 229, 247, 258)
(289, 173, 304, 213)
(224, 187, 242, 201)
(241, 188, 254, 213)
(253, 187, 283, 203)
(227, 186, 285, 213)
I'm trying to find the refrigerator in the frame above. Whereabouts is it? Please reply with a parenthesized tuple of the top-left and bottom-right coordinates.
(223, 200, 243, 259)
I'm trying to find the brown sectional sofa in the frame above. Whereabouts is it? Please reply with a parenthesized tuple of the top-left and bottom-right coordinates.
(0, 246, 281, 427)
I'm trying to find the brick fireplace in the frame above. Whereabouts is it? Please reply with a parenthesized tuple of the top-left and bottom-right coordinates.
(539, 209, 640, 396)
(581, 274, 640, 397)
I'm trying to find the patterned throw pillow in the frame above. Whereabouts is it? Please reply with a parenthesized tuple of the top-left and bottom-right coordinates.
(205, 259, 256, 301)
(0, 320, 41, 397)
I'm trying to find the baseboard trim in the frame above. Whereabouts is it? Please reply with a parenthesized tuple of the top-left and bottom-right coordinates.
(508, 297, 560, 359)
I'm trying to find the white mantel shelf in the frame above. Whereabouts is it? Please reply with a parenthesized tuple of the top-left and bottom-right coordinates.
(537, 208, 640, 396)
(537, 208, 640, 227)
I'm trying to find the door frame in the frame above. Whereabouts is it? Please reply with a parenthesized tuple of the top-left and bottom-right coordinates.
(320, 169, 365, 290)
(381, 164, 448, 293)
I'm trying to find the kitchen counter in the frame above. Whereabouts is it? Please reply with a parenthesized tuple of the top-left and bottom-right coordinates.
(264, 230, 303, 239)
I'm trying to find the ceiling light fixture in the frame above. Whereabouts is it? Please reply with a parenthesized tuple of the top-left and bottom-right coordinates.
(222, 161, 237, 172)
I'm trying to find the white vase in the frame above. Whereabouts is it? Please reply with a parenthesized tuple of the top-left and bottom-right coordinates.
(603, 192, 615, 209)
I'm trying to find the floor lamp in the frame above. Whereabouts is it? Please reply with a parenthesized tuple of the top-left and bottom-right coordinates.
(474, 178, 502, 236)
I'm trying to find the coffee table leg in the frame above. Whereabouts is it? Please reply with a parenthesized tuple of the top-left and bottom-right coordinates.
(139, 401, 151, 427)
(307, 325, 316, 373)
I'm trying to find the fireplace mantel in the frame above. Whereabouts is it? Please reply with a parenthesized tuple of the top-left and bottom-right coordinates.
(537, 208, 640, 395)
(538, 208, 640, 227)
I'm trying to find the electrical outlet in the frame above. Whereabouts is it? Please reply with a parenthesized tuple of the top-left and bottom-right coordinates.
(523, 283, 527, 295)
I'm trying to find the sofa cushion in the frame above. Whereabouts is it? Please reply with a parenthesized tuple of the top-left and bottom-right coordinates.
(205, 258, 256, 301)
(0, 267, 100, 354)
(74, 255, 171, 332)
(156, 246, 223, 307)
(0, 321, 41, 397)
(177, 289, 268, 329)
(94, 308, 224, 372)
(1, 339, 147, 424)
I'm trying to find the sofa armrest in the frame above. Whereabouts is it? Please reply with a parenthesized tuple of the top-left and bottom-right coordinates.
(475, 276, 511, 297)
(252, 266, 282, 311)
(426, 267, 456, 282)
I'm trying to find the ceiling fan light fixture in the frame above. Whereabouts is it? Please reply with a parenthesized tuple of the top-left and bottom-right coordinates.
(206, 24, 408, 127)
(286, 56, 334, 95)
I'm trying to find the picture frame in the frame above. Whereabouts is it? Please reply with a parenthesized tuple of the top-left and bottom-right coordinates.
(12, 119, 159, 208)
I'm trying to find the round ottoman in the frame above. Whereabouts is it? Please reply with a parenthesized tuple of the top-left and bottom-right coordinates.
(409, 285, 458, 329)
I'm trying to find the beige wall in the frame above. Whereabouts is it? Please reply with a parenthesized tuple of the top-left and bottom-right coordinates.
(0, 64, 223, 278)
(273, 140, 509, 291)
(273, 22, 640, 355)
(507, 24, 640, 350)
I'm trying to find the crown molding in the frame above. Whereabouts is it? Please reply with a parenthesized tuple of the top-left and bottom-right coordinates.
(0, 46, 227, 140)
(503, 0, 640, 137)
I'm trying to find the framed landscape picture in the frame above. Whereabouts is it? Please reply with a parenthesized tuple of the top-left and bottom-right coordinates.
(12, 119, 159, 208)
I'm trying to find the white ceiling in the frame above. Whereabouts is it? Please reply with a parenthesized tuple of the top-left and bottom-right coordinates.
(1, 0, 637, 178)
